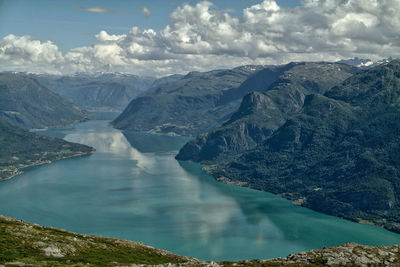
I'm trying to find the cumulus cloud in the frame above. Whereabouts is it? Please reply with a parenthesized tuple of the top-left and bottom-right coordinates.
(141, 7, 151, 17)
(0, 34, 64, 74)
(76, 7, 114, 13)
(1, 0, 400, 76)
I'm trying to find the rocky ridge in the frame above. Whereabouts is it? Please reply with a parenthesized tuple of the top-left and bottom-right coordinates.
(1, 215, 399, 267)
(176, 62, 357, 163)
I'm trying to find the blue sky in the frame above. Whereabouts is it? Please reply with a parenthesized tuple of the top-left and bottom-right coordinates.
(0, 0, 396, 76)
(0, 0, 301, 52)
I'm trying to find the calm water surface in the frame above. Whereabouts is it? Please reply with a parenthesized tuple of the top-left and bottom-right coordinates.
(1, 120, 400, 261)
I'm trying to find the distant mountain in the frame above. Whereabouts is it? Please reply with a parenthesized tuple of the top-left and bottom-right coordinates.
(176, 62, 357, 162)
(337, 57, 395, 69)
(0, 73, 87, 129)
(111, 65, 285, 136)
(0, 118, 94, 180)
(200, 60, 400, 233)
(36, 73, 156, 110)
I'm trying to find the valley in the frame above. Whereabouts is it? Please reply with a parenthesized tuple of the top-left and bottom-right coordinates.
(2, 0, 400, 265)
(1, 59, 400, 266)
(1, 119, 400, 265)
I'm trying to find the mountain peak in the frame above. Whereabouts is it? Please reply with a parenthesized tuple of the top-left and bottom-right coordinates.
(326, 59, 400, 105)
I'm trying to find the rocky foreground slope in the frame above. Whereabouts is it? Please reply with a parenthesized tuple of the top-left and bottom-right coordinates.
(0, 215, 399, 267)
(0, 215, 198, 267)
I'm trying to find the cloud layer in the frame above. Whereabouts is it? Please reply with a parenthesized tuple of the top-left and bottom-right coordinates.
(1, 0, 400, 76)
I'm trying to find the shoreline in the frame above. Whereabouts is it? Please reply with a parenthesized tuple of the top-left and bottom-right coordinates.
(199, 163, 399, 235)
(0, 150, 95, 182)
(118, 126, 400, 236)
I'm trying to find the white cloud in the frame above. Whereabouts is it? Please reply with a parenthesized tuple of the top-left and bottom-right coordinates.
(0, 34, 64, 74)
(1, 0, 400, 76)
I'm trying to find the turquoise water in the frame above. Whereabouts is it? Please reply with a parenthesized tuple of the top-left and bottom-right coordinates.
(1, 119, 400, 261)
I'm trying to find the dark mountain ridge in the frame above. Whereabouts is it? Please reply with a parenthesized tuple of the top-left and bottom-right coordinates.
(176, 62, 358, 162)
(200, 60, 400, 233)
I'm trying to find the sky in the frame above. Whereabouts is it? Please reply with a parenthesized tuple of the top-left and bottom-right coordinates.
(0, 0, 399, 76)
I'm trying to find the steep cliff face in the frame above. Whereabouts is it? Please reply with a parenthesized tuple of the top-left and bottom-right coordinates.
(177, 62, 357, 162)
(112, 65, 268, 136)
(177, 92, 278, 161)
(0, 73, 87, 129)
(206, 61, 400, 233)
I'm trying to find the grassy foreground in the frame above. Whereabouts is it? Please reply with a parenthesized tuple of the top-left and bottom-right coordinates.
(1, 214, 399, 266)
(0, 215, 199, 266)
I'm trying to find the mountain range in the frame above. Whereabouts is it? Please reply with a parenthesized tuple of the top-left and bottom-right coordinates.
(112, 65, 265, 135)
(180, 60, 400, 233)
(337, 57, 395, 69)
(176, 62, 357, 162)
(1, 59, 400, 263)
(35, 73, 157, 110)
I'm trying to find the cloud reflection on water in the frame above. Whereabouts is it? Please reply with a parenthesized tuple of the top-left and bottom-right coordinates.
(65, 121, 285, 251)
(1, 120, 399, 261)
(65, 125, 156, 172)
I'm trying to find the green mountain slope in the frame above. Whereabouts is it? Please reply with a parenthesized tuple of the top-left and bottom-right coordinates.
(112, 65, 266, 136)
(204, 60, 400, 233)
(0, 118, 94, 180)
(0, 73, 87, 129)
(176, 62, 357, 162)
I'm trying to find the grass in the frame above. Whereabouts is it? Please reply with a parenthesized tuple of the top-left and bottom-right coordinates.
(0, 215, 197, 266)
(1, 215, 399, 266)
